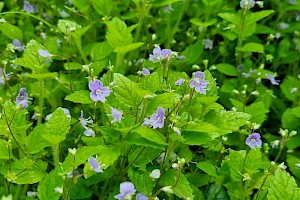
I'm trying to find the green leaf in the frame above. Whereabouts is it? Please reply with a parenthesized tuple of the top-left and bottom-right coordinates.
(128, 168, 155, 196)
(114, 42, 144, 54)
(245, 101, 269, 124)
(113, 73, 150, 107)
(26, 73, 58, 79)
(216, 63, 238, 76)
(65, 90, 94, 104)
(140, 72, 160, 92)
(41, 108, 70, 145)
(106, 17, 133, 48)
(57, 20, 81, 34)
(236, 42, 264, 53)
(146, 92, 181, 115)
(152, 0, 181, 7)
(128, 147, 161, 167)
(124, 132, 165, 149)
(69, 179, 92, 199)
(0, 21, 23, 40)
(204, 70, 218, 96)
(160, 169, 194, 199)
(190, 18, 217, 27)
(205, 110, 251, 135)
(226, 150, 246, 181)
(63, 62, 82, 70)
(18, 40, 48, 73)
(280, 76, 300, 101)
(218, 13, 240, 25)
(0, 158, 47, 184)
(131, 126, 167, 146)
(245, 148, 262, 174)
(282, 107, 300, 130)
(90, 42, 113, 61)
(0, 139, 9, 159)
(91, 0, 112, 16)
(182, 131, 217, 146)
(197, 161, 217, 177)
(62, 146, 106, 172)
(267, 169, 300, 200)
(249, 10, 274, 23)
(37, 168, 64, 200)
(26, 124, 52, 154)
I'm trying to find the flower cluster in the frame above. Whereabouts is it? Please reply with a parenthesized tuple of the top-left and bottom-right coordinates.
(189, 71, 208, 94)
(143, 107, 165, 129)
(149, 46, 172, 63)
(89, 79, 111, 102)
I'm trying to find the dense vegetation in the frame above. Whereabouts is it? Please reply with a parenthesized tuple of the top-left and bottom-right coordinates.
(0, 0, 300, 199)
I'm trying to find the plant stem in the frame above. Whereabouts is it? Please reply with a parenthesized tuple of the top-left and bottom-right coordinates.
(14, 184, 23, 200)
(74, 38, 88, 64)
(53, 144, 60, 168)
(236, 8, 247, 65)
(116, 53, 124, 73)
(38, 79, 44, 124)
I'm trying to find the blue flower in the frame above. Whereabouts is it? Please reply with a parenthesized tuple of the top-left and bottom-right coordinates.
(189, 71, 208, 94)
(142, 68, 150, 76)
(0, 69, 10, 87)
(12, 39, 25, 51)
(240, 0, 255, 9)
(149, 46, 172, 63)
(143, 107, 165, 129)
(266, 73, 280, 85)
(16, 88, 29, 109)
(136, 193, 149, 200)
(108, 107, 122, 123)
(175, 78, 184, 86)
(79, 110, 95, 136)
(202, 39, 213, 50)
(89, 79, 111, 102)
(23, 0, 35, 13)
(245, 133, 262, 149)
(88, 157, 103, 173)
(114, 182, 136, 200)
(38, 49, 51, 64)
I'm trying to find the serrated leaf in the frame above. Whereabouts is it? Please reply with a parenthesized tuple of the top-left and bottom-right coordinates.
(160, 169, 194, 199)
(114, 42, 144, 54)
(131, 126, 167, 146)
(282, 107, 300, 130)
(237, 42, 264, 53)
(0, 139, 9, 159)
(124, 132, 165, 149)
(63, 62, 82, 70)
(91, 0, 111, 16)
(26, 124, 52, 154)
(197, 161, 217, 177)
(26, 73, 57, 79)
(42, 108, 70, 145)
(218, 13, 240, 25)
(140, 72, 160, 92)
(190, 18, 217, 27)
(245, 148, 262, 174)
(0, 21, 23, 40)
(267, 169, 300, 200)
(57, 20, 81, 34)
(204, 70, 218, 96)
(245, 101, 269, 124)
(128, 168, 155, 196)
(65, 90, 94, 104)
(280, 76, 300, 101)
(90, 42, 113, 61)
(205, 110, 251, 135)
(216, 63, 238, 76)
(37, 168, 64, 200)
(226, 150, 246, 181)
(113, 73, 150, 107)
(249, 10, 274, 23)
(146, 92, 181, 115)
(106, 17, 133, 48)
(182, 131, 217, 146)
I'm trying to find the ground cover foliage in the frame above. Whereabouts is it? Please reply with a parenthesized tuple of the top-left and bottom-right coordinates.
(0, 0, 300, 199)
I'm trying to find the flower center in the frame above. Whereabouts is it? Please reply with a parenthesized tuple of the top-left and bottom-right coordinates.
(251, 138, 256, 143)
(157, 117, 161, 122)
(19, 95, 24, 100)
(96, 89, 102, 95)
